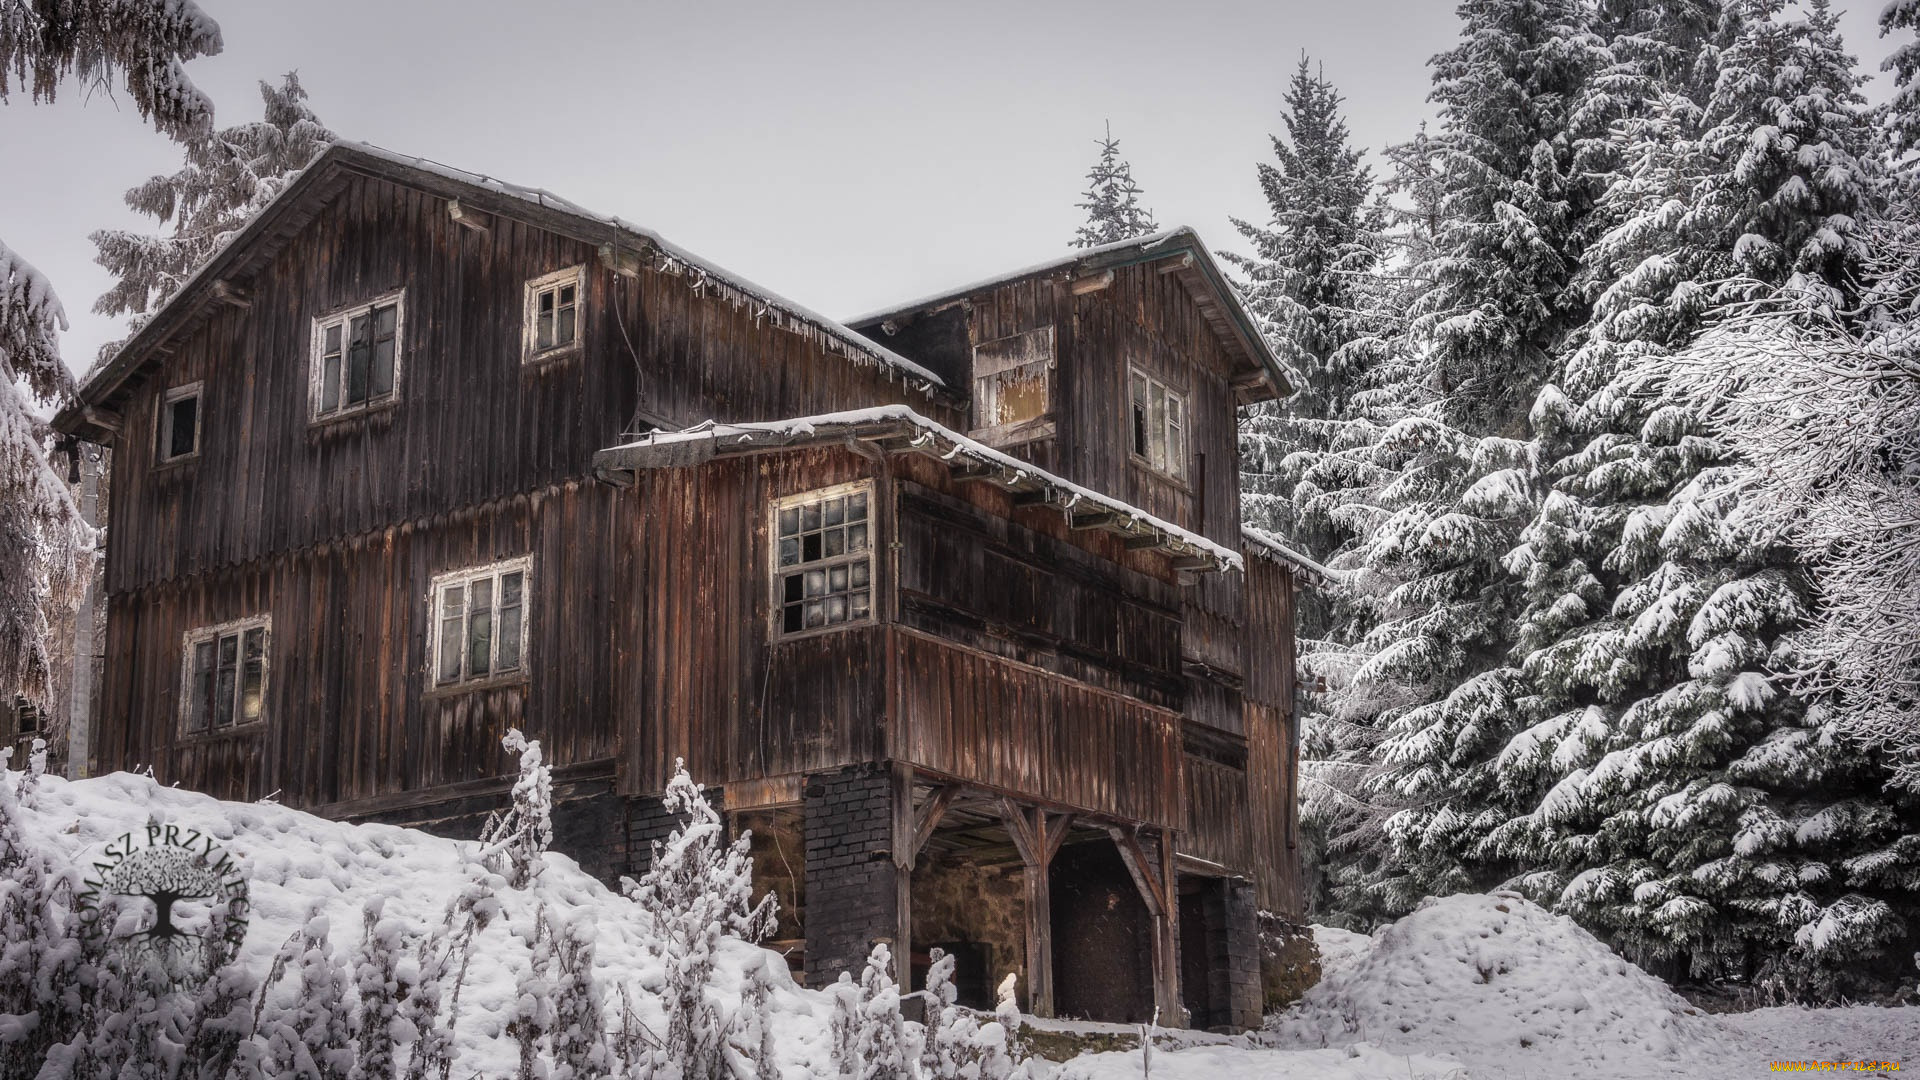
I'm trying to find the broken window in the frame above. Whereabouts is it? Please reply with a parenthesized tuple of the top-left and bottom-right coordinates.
(431, 559, 530, 686)
(182, 617, 269, 735)
(1130, 368, 1188, 481)
(312, 293, 402, 419)
(972, 326, 1055, 444)
(156, 382, 202, 463)
(524, 266, 584, 360)
(773, 482, 873, 637)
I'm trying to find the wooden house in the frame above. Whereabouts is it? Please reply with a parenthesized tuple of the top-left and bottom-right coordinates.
(51, 143, 1319, 1031)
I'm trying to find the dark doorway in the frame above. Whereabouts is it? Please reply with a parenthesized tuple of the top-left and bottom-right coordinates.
(1050, 841, 1154, 1022)
(1178, 877, 1227, 1030)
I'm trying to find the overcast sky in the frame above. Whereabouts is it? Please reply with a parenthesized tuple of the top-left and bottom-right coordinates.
(0, 0, 1903, 377)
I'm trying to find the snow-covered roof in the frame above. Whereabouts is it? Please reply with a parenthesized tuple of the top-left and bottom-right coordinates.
(594, 405, 1244, 573)
(844, 227, 1294, 401)
(56, 141, 946, 440)
(1240, 525, 1333, 583)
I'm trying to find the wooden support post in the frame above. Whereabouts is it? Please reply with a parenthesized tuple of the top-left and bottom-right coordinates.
(1109, 825, 1181, 1024)
(891, 764, 915, 981)
(1000, 797, 1071, 1018)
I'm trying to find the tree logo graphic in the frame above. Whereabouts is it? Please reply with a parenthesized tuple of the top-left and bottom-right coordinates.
(75, 822, 250, 983)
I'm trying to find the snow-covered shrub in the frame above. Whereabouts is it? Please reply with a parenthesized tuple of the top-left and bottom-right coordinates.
(623, 761, 776, 1080)
(484, 729, 553, 889)
(725, 958, 776, 1080)
(827, 973, 859, 1080)
(251, 913, 355, 1080)
(349, 899, 417, 1080)
(853, 944, 908, 1080)
(550, 907, 610, 1080)
(510, 904, 558, 1080)
(402, 874, 501, 1080)
(0, 785, 90, 1080)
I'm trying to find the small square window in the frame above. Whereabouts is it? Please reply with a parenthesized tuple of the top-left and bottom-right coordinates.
(524, 267, 585, 361)
(180, 617, 270, 735)
(1129, 368, 1188, 481)
(430, 558, 531, 687)
(771, 483, 874, 638)
(312, 293, 403, 420)
(156, 382, 202, 463)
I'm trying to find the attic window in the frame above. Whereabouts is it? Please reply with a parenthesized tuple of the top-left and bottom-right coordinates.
(431, 558, 530, 687)
(772, 482, 873, 637)
(1130, 368, 1187, 481)
(524, 266, 585, 361)
(971, 326, 1054, 446)
(312, 292, 403, 420)
(156, 382, 202, 463)
(181, 617, 270, 735)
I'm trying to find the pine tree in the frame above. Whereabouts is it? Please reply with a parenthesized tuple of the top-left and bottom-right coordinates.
(1882, 0, 1920, 154)
(0, 0, 219, 709)
(90, 72, 333, 350)
(1312, 0, 1612, 923)
(1071, 123, 1157, 248)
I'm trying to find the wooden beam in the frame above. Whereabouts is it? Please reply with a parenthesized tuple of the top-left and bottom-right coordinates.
(597, 242, 646, 279)
(1069, 270, 1114, 295)
(1123, 535, 1164, 550)
(1156, 253, 1195, 274)
(1068, 510, 1117, 530)
(1108, 825, 1181, 1023)
(1010, 490, 1050, 508)
(911, 785, 958, 865)
(1000, 798, 1057, 1018)
(447, 199, 491, 232)
(1042, 813, 1076, 865)
(208, 279, 251, 309)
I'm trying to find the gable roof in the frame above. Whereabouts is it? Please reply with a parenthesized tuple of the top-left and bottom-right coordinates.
(53, 141, 950, 442)
(845, 228, 1295, 403)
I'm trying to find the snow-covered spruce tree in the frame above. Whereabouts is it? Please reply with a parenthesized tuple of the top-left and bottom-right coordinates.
(1308, 0, 1611, 925)
(0, 0, 219, 707)
(349, 899, 418, 1080)
(484, 728, 554, 888)
(1493, 0, 1905, 995)
(91, 72, 333, 353)
(623, 761, 775, 1080)
(550, 907, 610, 1080)
(1883, 0, 1920, 155)
(1071, 123, 1157, 248)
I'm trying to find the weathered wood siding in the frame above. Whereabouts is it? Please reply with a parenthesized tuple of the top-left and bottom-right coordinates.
(96, 481, 623, 806)
(1244, 556, 1302, 914)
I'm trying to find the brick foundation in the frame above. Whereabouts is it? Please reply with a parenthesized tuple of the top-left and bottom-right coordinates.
(803, 763, 899, 986)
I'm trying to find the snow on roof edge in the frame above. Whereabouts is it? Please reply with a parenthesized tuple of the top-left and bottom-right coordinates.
(1241, 525, 1333, 582)
(601, 404, 1244, 572)
(342, 142, 948, 391)
(842, 228, 1192, 328)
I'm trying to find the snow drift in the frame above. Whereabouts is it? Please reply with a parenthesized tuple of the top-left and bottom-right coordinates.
(1269, 892, 1721, 1065)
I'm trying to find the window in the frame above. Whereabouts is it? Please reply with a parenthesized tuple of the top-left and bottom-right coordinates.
(971, 326, 1054, 444)
(773, 483, 873, 636)
(181, 617, 269, 735)
(1129, 368, 1188, 481)
(312, 293, 402, 419)
(9, 696, 38, 738)
(524, 267, 584, 360)
(431, 558, 530, 686)
(156, 382, 201, 462)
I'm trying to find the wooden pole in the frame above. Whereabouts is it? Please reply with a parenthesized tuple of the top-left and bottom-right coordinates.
(1000, 798, 1056, 1018)
(1109, 824, 1181, 1024)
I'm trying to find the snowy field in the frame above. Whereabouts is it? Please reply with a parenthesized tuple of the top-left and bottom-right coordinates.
(7, 771, 1916, 1079)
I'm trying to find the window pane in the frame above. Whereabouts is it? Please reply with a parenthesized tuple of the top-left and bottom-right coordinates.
(824, 528, 844, 557)
(851, 561, 870, 588)
(536, 295, 555, 352)
(804, 569, 827, 598)
(500, 571, 523, 606)
(824, 595, 847, 624)
(802, 504, 821, 531)
(321, 349, 342, 413)
(783, 604, 804, 633)
(848, 492, 867, 521)
(824, 497, 844, 526)
(468, 610, 493, 677)
(441, 583, 466, 617)
(557, 296, 576, 346)
(803, 533, 821, 561)
(187, 641, 215, 733)
(347, 313, 372, 405)
(438, 615, 464, 683)
(847, 523, 868, 553)
(778, 507, 800, 536)
(168, 397, 197, 458)
(1132, 401, 1149, 457)
(804, 600, 825, 628)
(783, 574, 803, 603)
(240, 628, 265, 721)
(498, 604, 523, 672)
(778, 538, 799, 567)
(214, 634, 239, 728)
(850, 590, 871, 619)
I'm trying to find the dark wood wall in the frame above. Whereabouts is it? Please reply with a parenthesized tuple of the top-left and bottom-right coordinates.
(1244, 555, 1302, 914)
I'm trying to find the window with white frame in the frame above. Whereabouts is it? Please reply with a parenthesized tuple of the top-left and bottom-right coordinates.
(524, 266, 584, 360)
(1129, 368, 1188, 481)
(156, 381, 202, 463)
(312, 292, 402, 419)
(181, 616, 269, 735)
(430, 558, 530, 686)
(773, 482, 873, 636)
(971, 326, 1054, 443)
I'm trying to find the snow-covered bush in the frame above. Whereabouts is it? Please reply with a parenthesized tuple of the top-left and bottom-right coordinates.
(349, 900, 418, 1080)
(484, 729, 553, 889)
(852, 944, 908, 1080)
(510, 905, 558, 1080)
(402, 874, 501, 1080)
(726, 958, 777, 1080)
(550, 907, 610, 1080)
(624, 760, 776, 1080)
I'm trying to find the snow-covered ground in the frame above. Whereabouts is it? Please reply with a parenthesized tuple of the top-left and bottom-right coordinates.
(8, 771, 1915, 1079)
